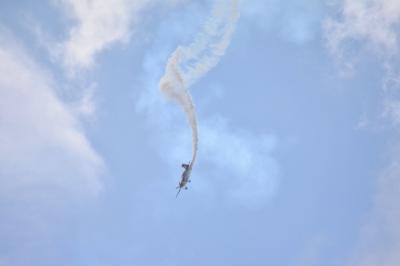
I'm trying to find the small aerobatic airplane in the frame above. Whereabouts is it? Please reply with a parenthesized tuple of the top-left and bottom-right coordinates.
(176, 162, 192, 197)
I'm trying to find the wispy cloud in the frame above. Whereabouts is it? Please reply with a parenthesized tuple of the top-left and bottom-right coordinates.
(324, 1, 400, 265)
(54, 0, 188, 73)
(0, 32, 104, 200)
(324, 0, 400, 74)
(55, 0, 147, 71)
(324, 0, 400, 138)
(326, 0, 400, 53)
(0, 29, 106, 265)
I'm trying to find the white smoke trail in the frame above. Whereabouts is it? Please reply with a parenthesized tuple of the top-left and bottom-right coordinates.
(159, 0, 240, 168)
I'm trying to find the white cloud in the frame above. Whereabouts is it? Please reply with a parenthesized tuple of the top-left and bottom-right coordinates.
(325, 0, 400, 72)
(56, 0, 147, 70)
(324, 0, 400, 133)
(0, 35, 104, 200)
(55, 0, 188, 72)
(0, 21, 106, 266)
(325, 1, 400, 265)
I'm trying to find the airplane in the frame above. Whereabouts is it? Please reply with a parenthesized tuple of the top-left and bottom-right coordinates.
(176, 162, 192, 197)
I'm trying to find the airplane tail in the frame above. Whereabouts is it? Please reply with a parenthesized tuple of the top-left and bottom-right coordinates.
(176, 187, 182, 198)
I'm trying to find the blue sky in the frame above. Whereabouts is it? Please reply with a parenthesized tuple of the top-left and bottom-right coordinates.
(1, 0, 400, 266)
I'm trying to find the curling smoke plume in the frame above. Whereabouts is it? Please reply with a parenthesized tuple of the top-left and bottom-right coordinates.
(159, 0, 239, 168)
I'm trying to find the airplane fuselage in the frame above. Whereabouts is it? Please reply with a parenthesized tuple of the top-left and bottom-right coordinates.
(179, 166, 191, 188)
(176, 163, 192, 197)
